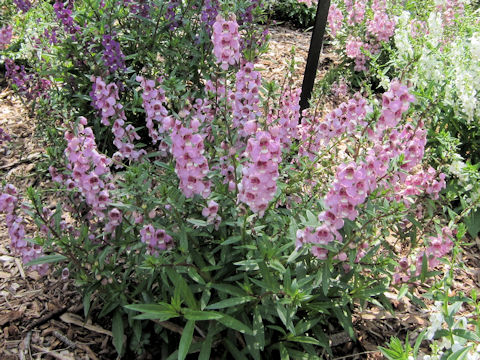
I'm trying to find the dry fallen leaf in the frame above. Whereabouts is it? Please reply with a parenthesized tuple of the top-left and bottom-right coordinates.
(60, 313, 112, 337)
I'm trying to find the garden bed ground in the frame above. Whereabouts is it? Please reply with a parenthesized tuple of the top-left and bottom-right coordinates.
(1, 25, 479, 360)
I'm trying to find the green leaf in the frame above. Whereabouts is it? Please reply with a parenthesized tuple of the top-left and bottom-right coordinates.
(112, 311, 124, 356)
(210, 284, 247, 297)
(124, 303, 178, 321)
(199, 325, 214, 360)
(178, 320, 195, 360)
(221, 236, 242, 246)
(464, 209, 480, 238)
(183, 309, 223, 321)
(234, 260, 259, 270)
(279, 343, 290, 360)
(413, 330, 427, 357)
(397, 284, 409, 300)
(206, 296, 255, 310)
(252, 308, 265, 350)
(166, 268, 198, 309)
(452, 329, 480, 342)
(287, 335, 323, 346)
(25, 254, 67, 266)
(187, 218, 209, 227)
(218, 314, 254, 335)
(446, 346, 471, 360)
(321, 262, 330, 296)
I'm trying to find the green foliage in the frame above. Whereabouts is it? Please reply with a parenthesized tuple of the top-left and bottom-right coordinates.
(267, 0, 317, 28)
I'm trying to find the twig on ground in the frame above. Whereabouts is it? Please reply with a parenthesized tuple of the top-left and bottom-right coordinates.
(31, 344, 74, 360)
(53, 330, 99, 360)
(25, 303, 83, 332)
(18, 331, 31, 360)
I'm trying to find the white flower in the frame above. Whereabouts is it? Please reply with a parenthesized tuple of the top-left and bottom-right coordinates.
(471, 33, 480, 62)
(449, 160, 466, 178)
(426, 311, 444, 340)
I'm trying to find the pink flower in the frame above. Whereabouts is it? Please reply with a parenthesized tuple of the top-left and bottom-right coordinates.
(212, 14, 240, 70)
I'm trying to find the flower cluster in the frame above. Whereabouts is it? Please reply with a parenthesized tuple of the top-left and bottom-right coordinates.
(345, 0, 366, 25)
(333, 0, 397, 71)
(0, 26, 13, 49)
(90, 76, 143, 163)
(396, 167, 446, 204)
(0, 185, 48, 275)
(5, 59, 51, 102)
(13, 0, 32, 13)
(63, 117, 113, 218)
(376, 80, 416, 132)
(367, 10, 396, 43)
(102, 34, 126, 73)
(268, 88, 301, 148)
(237, 0, 262, 25)
(297, 82, 426, 262)
(298, 94, 371, 161)
(140, 225, 174, 255)
(238, 131, 281, 217)
(327, 3, 343, 37)
(436, 0, 464, 26)
(212, 14, 240, 70)
(393, 227, 454, 284)
(123, 0, 151, 18)
(201, 0, 220, 33)
(202, 200, 221, 228)
(165, 1, 181, 30)
(232, 62, 262, 136)
(171, 122, 211, 199)
(54, 0, 80, 34)
(137, 76, 170, 147)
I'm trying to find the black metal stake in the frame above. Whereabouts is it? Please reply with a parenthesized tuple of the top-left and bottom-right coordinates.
(299, 0, 331, 112)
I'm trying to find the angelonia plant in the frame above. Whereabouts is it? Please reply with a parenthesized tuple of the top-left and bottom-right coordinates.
(0, 0, 268, 150)
(0, 2, 469, 357)
(323, 0, 480, 239)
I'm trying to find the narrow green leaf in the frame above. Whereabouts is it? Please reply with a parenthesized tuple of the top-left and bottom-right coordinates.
(279, 343, 290, 360)
(446, 346, 471, 360)
(206, 296, 255, 310)
(183, 309, 223, 321)
(132, 312, 178, 321)
(287, 335, 323, 346)
(221, 235, 242, 246)
(397, 284, 409, 300)
(166, 268, 198, 309)
(253, 308, 265, 350)
(124, 303, 174, 313)
(112, 311, 124, 356)
(125, 303, 178, 321)
(187, 218, 208, 227)
(413, 330, 427, 357)
(452, 329, 480, 342)
(199, 326, 214, 360)
(178, 320, 195, 360)
(322, 262, 330, 296)
(25, 254, 67, 266)
(218, 314, 254, 335)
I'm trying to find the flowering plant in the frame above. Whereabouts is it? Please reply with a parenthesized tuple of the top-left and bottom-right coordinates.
(0, 7, 464, 357)
(380, 290, 480, 360)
